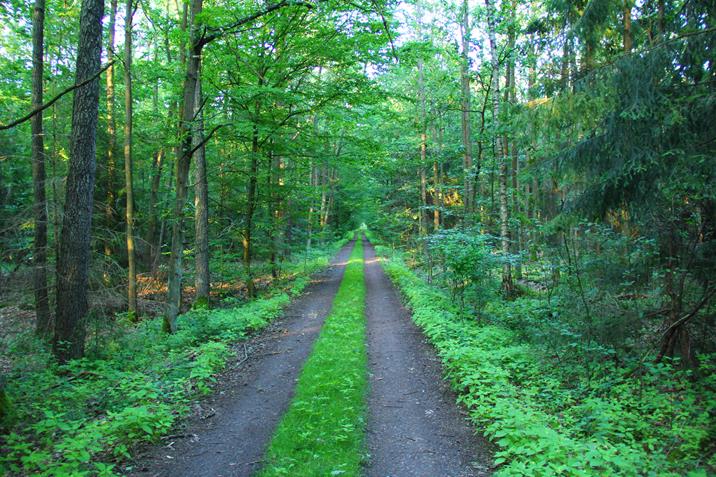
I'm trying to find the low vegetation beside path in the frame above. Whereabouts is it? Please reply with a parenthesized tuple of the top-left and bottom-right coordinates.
(0, 237, 351, 477)
(375, 244, 714, 477)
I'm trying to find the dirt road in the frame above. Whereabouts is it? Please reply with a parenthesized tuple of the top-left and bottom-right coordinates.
(363, 239, 492, 477)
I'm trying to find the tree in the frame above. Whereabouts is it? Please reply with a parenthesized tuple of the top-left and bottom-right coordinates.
(459, 0, 474, 217)
(193, 69, 210, 304)
(164, 0, 203, 332)
(53, 0, 105, 362)
(485, 0, 513, 295)
(31, 0, 50, 337)
(124, 0, 137, 317)
(105, 0, 118, 258)
(164, 0, 307, 331)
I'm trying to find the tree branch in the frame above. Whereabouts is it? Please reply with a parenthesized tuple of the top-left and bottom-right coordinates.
(662, 286, 716, 338)
(368, 0, 398, 62)
(0, 61, 115, 131)
(185, 123, 227, 159)
(201, 0, 314, 46)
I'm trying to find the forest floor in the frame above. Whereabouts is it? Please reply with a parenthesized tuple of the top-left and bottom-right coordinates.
(125, 238, 492, 477)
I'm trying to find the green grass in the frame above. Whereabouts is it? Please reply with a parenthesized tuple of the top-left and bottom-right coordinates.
(259, 239, 367, 477)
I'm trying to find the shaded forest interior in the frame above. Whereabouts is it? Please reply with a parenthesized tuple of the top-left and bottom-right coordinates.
(0, 0, 715, 475)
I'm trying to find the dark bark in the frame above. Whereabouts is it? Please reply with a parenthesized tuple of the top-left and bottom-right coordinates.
(32, 0, 51, 336)
(53, 0, 105, 363)
(164, 0, 203, 332)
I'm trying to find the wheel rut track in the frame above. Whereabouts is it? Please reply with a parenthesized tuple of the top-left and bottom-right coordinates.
(129, 241, 355, 477)
(363, 238, 493, 477)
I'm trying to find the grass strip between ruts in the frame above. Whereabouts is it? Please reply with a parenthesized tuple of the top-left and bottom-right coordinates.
(259, 239, 367, 477)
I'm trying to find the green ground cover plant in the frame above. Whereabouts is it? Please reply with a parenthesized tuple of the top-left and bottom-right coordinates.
(375, 245, 715, 477)
(0, 235, 352, 477)
(259, 239, 367, 477)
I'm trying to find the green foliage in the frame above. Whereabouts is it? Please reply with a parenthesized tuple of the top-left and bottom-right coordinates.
(0, 245, 342, 476)
(378, 248, 715, 476)
(426, 228, 503, 311)
(260, 240, 367, 477)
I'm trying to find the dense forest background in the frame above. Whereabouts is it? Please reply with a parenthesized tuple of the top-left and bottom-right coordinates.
(0, 0, 715, 474)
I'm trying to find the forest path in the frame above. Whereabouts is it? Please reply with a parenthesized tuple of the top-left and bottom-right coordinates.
(128, 241, 355, 477)
(363, 238, 493, 477)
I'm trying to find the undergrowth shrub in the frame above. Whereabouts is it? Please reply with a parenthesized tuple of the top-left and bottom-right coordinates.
(425, 229, 502, 312)
(376, 246, 715, 476)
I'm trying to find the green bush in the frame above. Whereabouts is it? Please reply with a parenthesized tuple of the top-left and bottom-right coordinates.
(425, 228, 502, 311)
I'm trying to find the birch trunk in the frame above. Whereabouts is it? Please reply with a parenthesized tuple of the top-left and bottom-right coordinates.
(486, 0, 513, 295)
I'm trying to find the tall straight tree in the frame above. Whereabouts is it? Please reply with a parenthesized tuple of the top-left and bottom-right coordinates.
(243, 77, 262, 299)
(105, 0, 118, 257)
(165, 0, 203, 332)
(193, 69, 210, 304)
(459, 0, 474, 216)
(124, 0, 137, 316)
(485, 0, 513, 295)
(53, 0, 105, 362)
(31, 0, 50, 336)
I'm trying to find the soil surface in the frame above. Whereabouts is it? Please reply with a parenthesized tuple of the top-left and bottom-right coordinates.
(127, 241, 355, 477)
(362, 238, 493, 477)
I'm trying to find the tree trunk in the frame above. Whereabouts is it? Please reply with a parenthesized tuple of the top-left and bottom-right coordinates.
(104, 0, 118, 258)
(417, 59, 428, 237)
(435, 118, 445, 230)
(624, 0, 633, 52)
(147, 149, 164, 273)
(486, 0, 513, 296)
(32, 0, 51, 337)
(147, 34, 176, 274)
(53, 0, 105, 362)
(460, 0, 474, 217)
(164, 0, 203, 333)
(307, 114, 319, 251)
(319, 164, 328, 231)
(432, 127, 441, 232)
(193, 72, 210, 303)
(267, 151, 280, 278)
(124, 0, 137, 317)
(306, 161, 315, 251)
(508, 0, 521, 280)
(243, 118, 260, 299)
